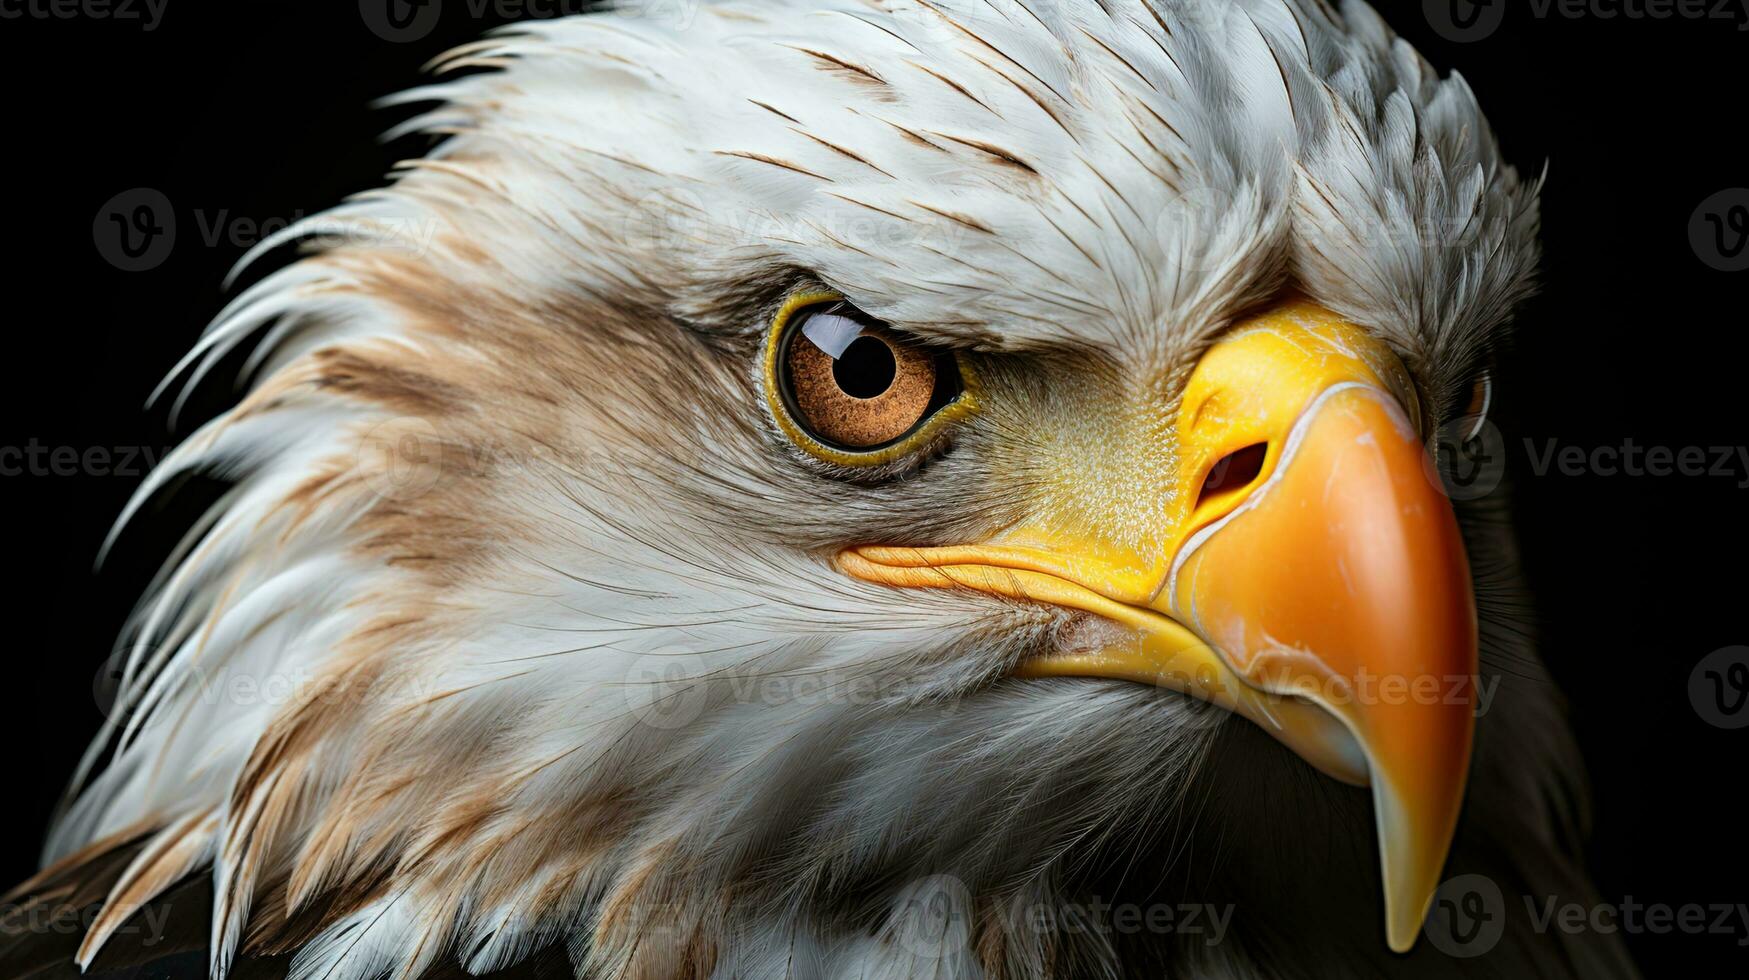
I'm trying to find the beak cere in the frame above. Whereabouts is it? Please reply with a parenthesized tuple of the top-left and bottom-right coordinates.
(838, 300, 1479, 953)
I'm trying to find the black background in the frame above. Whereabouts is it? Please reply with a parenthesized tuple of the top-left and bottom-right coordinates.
(1, 1, 1744, 975)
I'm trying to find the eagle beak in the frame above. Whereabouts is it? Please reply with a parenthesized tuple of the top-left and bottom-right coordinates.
(838, 300, 1477, 953)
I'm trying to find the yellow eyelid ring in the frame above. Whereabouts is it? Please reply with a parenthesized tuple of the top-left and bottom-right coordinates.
(762, 290, 980, 467)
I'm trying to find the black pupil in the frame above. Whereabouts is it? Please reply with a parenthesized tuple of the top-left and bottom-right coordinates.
(833, 335, 897, 398)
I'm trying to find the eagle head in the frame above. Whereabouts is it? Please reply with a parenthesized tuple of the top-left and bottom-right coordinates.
(14, 2, 1638, 979)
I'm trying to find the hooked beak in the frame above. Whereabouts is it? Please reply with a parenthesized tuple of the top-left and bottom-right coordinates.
(838, 299, 1478, 952)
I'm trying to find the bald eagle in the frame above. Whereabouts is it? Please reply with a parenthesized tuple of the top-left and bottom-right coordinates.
(3, 1, 1640, 978)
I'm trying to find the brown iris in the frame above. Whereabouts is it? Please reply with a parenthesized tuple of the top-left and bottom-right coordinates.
(784, 315, 939, 448)
(767, 297, 972, 464)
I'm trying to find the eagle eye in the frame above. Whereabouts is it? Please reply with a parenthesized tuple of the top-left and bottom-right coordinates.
(763, 293, 974, 466)
(1454, 370, 1493, 442)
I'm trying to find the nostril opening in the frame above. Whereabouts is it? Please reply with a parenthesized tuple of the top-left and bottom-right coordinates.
(1198, 443, 1269, 505)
